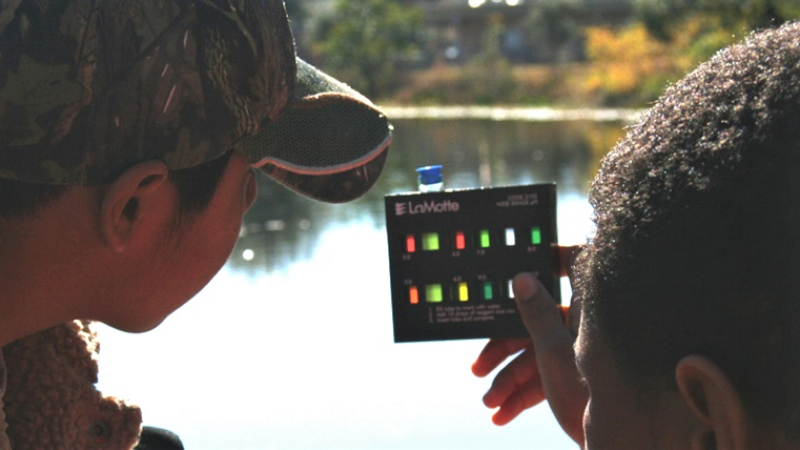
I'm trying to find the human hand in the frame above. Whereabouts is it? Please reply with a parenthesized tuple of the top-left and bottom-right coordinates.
(471, 246, 586, 444)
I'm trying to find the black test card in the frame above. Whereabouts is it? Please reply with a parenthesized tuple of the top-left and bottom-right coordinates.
(385, 184, 560, 343)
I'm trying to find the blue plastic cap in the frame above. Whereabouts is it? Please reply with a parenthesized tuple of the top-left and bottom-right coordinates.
(416, 165, 443, 185)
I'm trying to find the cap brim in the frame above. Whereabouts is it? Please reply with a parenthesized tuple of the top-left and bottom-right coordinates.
(240, 58, 392, 203)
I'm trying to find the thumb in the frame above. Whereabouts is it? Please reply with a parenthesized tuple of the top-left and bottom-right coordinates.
(513, 272, 571, 346)
(513, 272, 587, 443)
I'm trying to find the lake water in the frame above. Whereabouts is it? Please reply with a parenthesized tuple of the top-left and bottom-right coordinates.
(95, 114, 631, 450)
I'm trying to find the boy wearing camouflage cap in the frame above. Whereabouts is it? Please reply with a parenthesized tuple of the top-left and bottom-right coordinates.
(0, 1, 391, 448)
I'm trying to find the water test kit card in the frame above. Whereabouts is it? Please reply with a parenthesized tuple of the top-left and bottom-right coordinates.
(385, 184, 560, 343)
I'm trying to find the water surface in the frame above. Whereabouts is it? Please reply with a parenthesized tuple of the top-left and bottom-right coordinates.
(96, 117, 628, 450)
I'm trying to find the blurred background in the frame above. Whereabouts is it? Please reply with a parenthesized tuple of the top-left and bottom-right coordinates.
(287, 0, 800, 108)
(96, 1, 800, 449)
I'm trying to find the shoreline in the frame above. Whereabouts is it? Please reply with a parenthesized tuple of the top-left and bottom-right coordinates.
(379, 105, 643, 122)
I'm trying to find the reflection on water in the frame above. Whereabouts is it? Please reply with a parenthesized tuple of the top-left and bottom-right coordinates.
(97, 117, 628, 450)
(231, 119, 624, 274)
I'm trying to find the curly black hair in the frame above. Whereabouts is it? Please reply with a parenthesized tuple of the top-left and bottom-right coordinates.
(577, 21, 800, 440)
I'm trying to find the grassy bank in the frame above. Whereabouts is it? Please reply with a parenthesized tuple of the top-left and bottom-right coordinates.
(384, 60, 674, 108)
(388, 63, 585, 107)
(375, 22, 748, 108)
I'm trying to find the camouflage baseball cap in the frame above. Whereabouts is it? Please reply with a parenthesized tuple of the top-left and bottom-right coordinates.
(0, 0, 391, 203)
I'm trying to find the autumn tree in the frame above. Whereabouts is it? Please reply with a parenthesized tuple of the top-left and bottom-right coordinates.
(635, 0, 800, 39)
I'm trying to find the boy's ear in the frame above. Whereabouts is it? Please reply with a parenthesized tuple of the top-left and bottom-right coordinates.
(676, 355, 748, 450)
(100, 161, 169, 252)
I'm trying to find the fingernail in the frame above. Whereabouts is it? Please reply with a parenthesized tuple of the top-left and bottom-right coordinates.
(513, 272, 538, 302)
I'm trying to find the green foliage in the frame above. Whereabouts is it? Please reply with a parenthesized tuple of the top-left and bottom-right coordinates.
(584, 0, 800, 107)
(302, 0, 800, 107)
(312, 0, 425, 99)
(635, 0, 800, 39)
(283, 0, 306, 22)
(525, 0, 583, 63)
(583, 24, 679, 106)
(463, 15, 517, 104)
(403, 15, 520, 105)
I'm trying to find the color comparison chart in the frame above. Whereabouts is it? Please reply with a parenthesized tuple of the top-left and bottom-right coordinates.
(385, 184, 560, 342)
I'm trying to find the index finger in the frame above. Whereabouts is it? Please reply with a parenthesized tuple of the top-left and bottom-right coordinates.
(471, 338, 530, 378)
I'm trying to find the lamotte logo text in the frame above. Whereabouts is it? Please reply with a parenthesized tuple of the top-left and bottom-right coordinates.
(395, 200, 460, 216)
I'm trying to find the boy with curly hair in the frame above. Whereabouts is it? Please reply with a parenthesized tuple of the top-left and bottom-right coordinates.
(475, 21, 800, 449)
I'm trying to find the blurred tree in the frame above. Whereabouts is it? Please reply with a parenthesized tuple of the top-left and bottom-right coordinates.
(526, 0, 583, 63)
(284, 0, 306, 22)
(312, 0, 425, 99)
(634, 0, 800, 39)
(284, 0, 309, 54)
(462, 14, 518, 104)
(583, 23, 675, 105)
(631, 0, 800, 81)
(582, 14, 755, 106)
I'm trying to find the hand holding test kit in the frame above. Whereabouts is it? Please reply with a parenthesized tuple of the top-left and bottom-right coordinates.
(385, 183, 560, 342)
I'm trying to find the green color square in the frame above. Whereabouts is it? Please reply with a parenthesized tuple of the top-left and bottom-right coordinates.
(483, 281, 494, 300)
(426, 284, 444, 303)
(480, 229, 491, 248)
(423, 233, 440, 251)
(531, 227, 542, 245)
